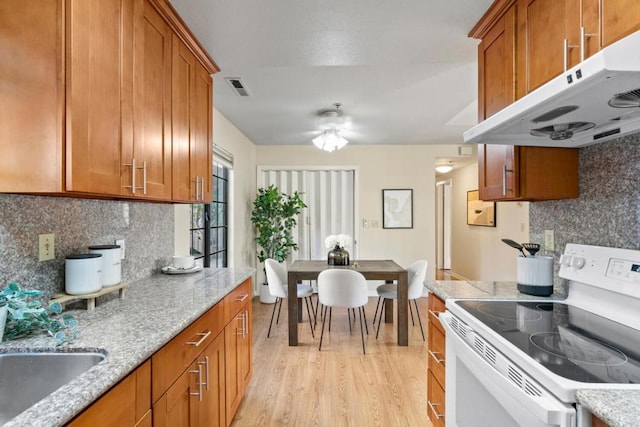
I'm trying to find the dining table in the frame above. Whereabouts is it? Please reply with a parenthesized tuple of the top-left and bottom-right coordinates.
(287, 260, 409, 346)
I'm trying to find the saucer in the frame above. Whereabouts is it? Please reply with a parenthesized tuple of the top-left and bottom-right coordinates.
(161, 264, 203, 275)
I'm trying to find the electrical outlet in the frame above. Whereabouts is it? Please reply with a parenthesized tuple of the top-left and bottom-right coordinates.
(39, 234, 55, 261)
(116, 239, 125, 259)
(544, 230, 555, 251)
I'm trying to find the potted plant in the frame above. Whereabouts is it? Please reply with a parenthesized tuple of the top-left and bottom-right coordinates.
(251, 185, 306, 303)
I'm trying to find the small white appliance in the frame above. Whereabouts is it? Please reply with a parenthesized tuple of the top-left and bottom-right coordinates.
(440, 243, 640, 427)
(464, 30, 640, 147)
(88, 244, 122, 287)
(65, 253, 102, 295)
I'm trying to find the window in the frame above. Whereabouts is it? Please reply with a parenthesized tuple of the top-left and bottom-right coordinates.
(190, 160, 230, 267)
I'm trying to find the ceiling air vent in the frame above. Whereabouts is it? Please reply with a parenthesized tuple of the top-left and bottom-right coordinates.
(225, 77, 251, 97)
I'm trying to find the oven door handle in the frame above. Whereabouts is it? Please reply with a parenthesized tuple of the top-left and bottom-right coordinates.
(439, 311, 576, 427)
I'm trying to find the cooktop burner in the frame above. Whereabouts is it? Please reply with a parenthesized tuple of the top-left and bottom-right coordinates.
(456, 300, 640, 384)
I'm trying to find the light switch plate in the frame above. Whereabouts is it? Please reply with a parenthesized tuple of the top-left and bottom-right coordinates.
(544, 230, 555, 251)
(116, 239, 125, 259)
(39, 234, 55, 261)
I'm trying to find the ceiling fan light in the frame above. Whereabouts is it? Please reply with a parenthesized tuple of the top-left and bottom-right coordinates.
(312, 129, 348, 152)
(435, 164, 453, 173)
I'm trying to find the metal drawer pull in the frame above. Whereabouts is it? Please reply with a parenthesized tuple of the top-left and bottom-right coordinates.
(187, 330, 212, 347)
(428, 400, 444, 420)
(140, 161, 147, 195)
(502, 165, 513, 196)
(190, 366, 203, 401)
(428, 350, 445, 364)
(428, 309, 440, 319)
(235, 294, 249, 303)
(198, 356, 210, 391)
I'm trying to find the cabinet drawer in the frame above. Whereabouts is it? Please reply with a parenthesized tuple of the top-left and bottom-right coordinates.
(428, 293, 445, 335)
(224, 279, 252, 324)
(427, 370, 446, 427)
(152, 302, 224, 402)
(428, 321, 445, 389)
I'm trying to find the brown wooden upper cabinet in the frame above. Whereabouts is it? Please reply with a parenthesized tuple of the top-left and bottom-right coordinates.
(471, 0, 579, 201)
(1, 0, 218, 202)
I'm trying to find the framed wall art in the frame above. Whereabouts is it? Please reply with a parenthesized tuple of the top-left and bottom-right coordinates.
(382, 189, 413, 229)
(467, 190, 496, 227)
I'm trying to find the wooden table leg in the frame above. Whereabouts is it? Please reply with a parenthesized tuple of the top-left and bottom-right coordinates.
(298, 297, 303, 322)
(287, 271, 298, 346)
(397, 271, 409, 346)
(384, 280, 394, 323)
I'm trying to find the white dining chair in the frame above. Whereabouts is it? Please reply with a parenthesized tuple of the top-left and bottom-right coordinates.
(265, 259, 315, 338)
(373, 260, 428, 341)
(317, 269, 369, 354)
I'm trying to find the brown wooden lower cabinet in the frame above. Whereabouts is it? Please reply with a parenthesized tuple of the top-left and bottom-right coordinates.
(592, 414, 610, 427)
(68, 278, 252, 427)
(427, 293, 446, 427)
(68, 360, 151, 427)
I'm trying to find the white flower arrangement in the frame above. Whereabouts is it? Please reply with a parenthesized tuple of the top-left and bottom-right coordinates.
(324, 234, 352, 249)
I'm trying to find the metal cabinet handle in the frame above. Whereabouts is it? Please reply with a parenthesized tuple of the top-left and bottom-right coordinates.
(235, 294, 249, 303)
(428, 309, 440, 319)
(502, 165, 513, 196)
(123, 158, 136, 194)
(428, 350, 445, 364)
(189, 366, 203, 401)
(563, 38, 579, 72)
(141, 161, 147, 195)
(427, 400, 444, 420)
(236, 313, 244, 336)
(580, 26, 598, 62)
(198, 356, 210, 391)
(186, 330, 212, 347)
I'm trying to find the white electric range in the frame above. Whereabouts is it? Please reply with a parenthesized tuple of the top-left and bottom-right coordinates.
(439, 243, 640, 427)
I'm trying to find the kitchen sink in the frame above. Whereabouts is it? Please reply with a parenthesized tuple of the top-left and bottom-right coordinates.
(0, 351, 106, 424)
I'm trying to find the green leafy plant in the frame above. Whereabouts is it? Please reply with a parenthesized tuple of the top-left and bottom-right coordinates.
(250, 185, 307, 263)
(0, 283, 79, 346)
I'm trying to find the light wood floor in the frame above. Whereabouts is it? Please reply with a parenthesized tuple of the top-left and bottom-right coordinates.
(231, 295, 433, 427)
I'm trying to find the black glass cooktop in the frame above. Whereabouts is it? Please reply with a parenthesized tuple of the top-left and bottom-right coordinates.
(456, 300, 640, 384)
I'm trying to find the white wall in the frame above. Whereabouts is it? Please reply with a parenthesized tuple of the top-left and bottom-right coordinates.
(450, 163, 529, 281)
(255, 144, 463, 280)
(174, 108, 257, 274)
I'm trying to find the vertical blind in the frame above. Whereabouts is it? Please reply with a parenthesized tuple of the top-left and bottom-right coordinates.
(259, 169, 355, 262)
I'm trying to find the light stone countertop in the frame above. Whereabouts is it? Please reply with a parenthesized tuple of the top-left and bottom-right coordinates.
(424, 280, 640, 427)
(0, 267, 254, 427)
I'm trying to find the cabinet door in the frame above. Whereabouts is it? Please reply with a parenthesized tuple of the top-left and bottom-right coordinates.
(478, 144, 518, 200)
(171, 36, 197, 202)
(153, 361, 199, 427)
(193, 62, 213, 203)
(131, 0, 172, 200)
(0, 0, 64, 193)
(478, 4, 517, 121)
(200, 333, 226, 427)
(224, 312, 243, 422)
(240, 306, 253, 392)
(601, 0, 640, 47)
(66, 0, 133, 195)
(519, 0, 569, 92)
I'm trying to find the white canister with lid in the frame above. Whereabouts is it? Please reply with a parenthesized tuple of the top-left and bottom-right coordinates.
(89, 244, 122, 287)
(65, 254, 102, 295)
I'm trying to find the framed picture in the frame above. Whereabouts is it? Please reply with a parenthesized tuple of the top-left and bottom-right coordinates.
(467, 190, 496, 227)
(382, 189, 413, 229)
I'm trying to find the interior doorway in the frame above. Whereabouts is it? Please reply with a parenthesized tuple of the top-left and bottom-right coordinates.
(436, 180, 452, 271)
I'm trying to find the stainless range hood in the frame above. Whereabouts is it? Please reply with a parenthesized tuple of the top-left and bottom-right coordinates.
(464, 30, 640, 147)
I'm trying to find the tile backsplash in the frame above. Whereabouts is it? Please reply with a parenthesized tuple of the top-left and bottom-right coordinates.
(530, 133, 640, 255)
(0, 195, 174, 299)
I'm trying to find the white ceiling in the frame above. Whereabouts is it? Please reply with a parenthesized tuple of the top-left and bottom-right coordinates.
(169, 0, 493, 148)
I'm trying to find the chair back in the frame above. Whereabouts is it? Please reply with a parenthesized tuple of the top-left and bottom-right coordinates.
(265, 259, 288, 298)
(407, 260, 428, 300)
(317, 269, 368, 309)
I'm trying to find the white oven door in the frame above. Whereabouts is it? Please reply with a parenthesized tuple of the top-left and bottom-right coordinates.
(440, 311, 576, 427)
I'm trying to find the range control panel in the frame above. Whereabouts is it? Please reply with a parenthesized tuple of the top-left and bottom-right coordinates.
(607, 258, 640, 283)
(560, 244, 640, 296)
